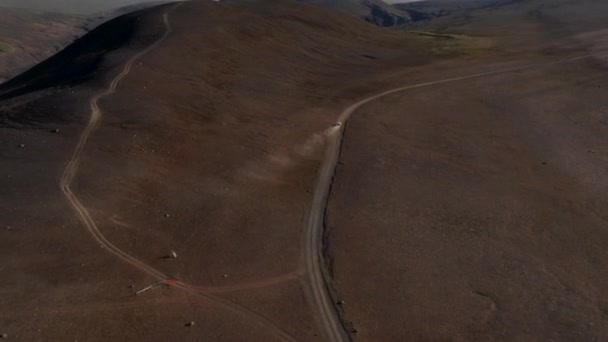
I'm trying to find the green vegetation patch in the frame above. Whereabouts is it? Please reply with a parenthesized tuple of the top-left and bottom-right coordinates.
(407, 30, 457, 39)
(433, 35, 495, 56)
(0, 41, 13, 53)
(406, 30, 496, 57)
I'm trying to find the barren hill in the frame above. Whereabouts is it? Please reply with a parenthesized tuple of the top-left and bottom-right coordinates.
(1, 0, 608, 340)
(0, 0, 429, 340)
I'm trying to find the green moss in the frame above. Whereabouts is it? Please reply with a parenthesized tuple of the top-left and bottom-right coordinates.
(432, 35, 495, 56)
(406, 30, 457, 39)
(406, 29, 495, 56)
(0, 42, 13, 53)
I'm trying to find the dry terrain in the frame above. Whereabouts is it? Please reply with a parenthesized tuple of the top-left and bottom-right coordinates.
(327, 0, 608, 340)
(0, 0, 430, 340)
(1, 0, 607, 341)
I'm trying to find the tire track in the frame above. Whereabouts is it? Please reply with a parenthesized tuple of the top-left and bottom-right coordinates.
(190, 269, 305, 294)
(60, 4, 296, 341)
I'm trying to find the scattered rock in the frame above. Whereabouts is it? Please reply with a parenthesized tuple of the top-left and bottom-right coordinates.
(18, 144, 25, 148)
(169, 250, 178, 259)
(5, 226, 12, 231)
(51, 129, 60, 133)
(541, 161, 547, 165)
(164, 213, 170, 218)
(1, 333, 7, 338)
(186, 321, 195, 327)
(337, 300, 345, 305)
(222, 274, 228, 278)
(588, 149, 596, 154)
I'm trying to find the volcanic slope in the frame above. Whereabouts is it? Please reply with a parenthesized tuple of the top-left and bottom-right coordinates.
(0, 0, 433, 340)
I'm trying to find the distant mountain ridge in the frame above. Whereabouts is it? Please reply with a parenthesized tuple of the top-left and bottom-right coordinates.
(301, 0, 431, 27)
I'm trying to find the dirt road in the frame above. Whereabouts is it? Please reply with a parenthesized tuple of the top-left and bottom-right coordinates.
(303, 124, 349, 342)
(304, 50, 607, 341)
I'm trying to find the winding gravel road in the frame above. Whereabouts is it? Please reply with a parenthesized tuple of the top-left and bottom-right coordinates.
(304, 51, 607, 341)
(59, 4, 607, 338)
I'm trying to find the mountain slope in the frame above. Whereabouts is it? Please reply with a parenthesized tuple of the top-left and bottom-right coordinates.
(0, 7, 85, 83)
(3, 0, 607, 340)
(0, 0, 431, 340)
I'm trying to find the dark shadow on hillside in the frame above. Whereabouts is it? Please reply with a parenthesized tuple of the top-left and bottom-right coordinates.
(0, 5, 169, 102)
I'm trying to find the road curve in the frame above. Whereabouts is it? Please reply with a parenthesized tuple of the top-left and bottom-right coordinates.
(302, 127, 349, 342)
(60, 5, 297, 342)
(304, 51, 607, 341)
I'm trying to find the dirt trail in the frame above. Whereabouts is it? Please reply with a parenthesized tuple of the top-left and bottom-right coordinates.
(59, 5, 296, 342)
(60, 9, 176, 283)
(191, 269, 305, 294)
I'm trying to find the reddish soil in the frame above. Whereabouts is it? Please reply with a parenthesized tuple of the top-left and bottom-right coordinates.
(0, 0, 431, 340)
(1, 0, 607, 340)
